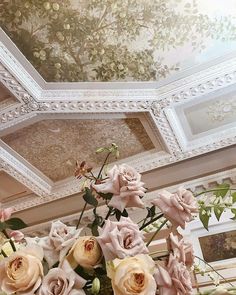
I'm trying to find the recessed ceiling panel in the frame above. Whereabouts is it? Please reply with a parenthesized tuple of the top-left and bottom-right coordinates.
(0, 83, 18, 110)
(2, 118, 156, 181)
(184, 95, 236, 135)
(1, 0, 236, 82)
(0, 171, 32, 203)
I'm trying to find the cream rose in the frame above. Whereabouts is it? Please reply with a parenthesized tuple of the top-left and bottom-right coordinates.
(67, 236, 102, 269)
(38, 220, 81, 267)
(169, 233, 195, 267)
(93, 164, 146, 212)
(97, 217, 148, 261)
(107, 254, 156, 295)
(38, 267, 86, 295)
(152, 187, 198, 228)
(0, 244, 44, 295)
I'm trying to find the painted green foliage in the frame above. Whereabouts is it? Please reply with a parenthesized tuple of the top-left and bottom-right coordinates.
(0, 0, 236, 82)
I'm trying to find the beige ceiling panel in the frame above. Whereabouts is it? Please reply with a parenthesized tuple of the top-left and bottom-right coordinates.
(0, 83, 18, 110)
(0, 171, 32, 203)
(2, 118, 156, 181)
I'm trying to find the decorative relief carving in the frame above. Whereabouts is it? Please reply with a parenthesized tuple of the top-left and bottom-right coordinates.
(0, 40, 236, 211)
(207, 97, 236, 122)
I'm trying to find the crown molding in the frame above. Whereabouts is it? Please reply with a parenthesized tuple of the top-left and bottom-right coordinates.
(0, 30, 236, 212)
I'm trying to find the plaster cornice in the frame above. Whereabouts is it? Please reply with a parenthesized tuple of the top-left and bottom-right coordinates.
(0, 29, 236, 212)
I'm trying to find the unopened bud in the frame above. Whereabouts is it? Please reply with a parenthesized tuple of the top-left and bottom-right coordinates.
(96, 147, 105, 153)
(91, 277, 100, 294)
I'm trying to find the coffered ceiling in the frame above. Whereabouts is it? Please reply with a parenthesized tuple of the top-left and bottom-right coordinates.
(2, 118, 156, 181)
(0, 0, 236, 225)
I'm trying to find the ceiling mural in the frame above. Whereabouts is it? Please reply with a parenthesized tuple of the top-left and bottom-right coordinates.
(1, 0, 236, 82)
(1, 118, 155, 181)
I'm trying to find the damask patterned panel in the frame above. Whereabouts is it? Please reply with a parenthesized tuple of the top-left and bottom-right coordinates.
(1, 118, 156, 181)
(1, 0, 236, 82)
(0, 82, 18, 110)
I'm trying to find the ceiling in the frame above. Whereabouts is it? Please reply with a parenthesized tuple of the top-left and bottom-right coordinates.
(2, 118, 155, 181)
(1, 0, 236, 82)
(0, 171, 32, 203)
(0, 82, 18, 109)
(0, 1, 236, 227)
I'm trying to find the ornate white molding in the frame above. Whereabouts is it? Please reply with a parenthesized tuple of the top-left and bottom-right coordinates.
(0, 31, 236, 211)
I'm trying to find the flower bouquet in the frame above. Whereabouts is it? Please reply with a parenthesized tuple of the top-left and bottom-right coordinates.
(0, 144, 235, 295)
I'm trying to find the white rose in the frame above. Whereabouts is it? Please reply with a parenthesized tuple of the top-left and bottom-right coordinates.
(38, 220, 81, 267)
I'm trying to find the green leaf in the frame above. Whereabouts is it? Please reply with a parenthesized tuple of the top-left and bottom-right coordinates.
(94, 267, 107, 276)
(232, 192, 236, 204)
(83, 188, 98, 207)
(199, 208, 211, 230)
(115, 210, 122, 221)
(0, 222, 7, 231)
(147, 206, 156, 218)
(213, 205, 224, 221)
(121, 209, 128, 217)
(98, 192, 113, 200)
(91, 223, 99, 236)
(5, 218, 27, 230)
(74, 265, 93, 280)
(214, 183, 230, 198)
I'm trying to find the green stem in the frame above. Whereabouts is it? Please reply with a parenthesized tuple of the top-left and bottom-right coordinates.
(101, 207, 113, 227)
(194, 188, 236, 198)
(76, 202, 87, 229)
(195, 255, 235, 287)
(96, 152, 112, 180)
(146, 219, 168, 247)
(1, 249, 8, 257)
(139, 213, 164, 230)
(2, 229, 16, 252)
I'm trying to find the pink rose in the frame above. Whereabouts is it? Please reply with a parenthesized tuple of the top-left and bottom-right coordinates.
(169, 233, 195, 267)
(97, 217, 148, 261)
(154, 265, 175, 295)
(0, 244, 44, 295)
(155, 254, 193, 295)
(152, 187, 198, 228)
(93, 164, 145, 212)
(0, 207, 13, 222)
(38, 221, 81, 267)
(38, 263, 86, 295)
(10, 230, 25, 242)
